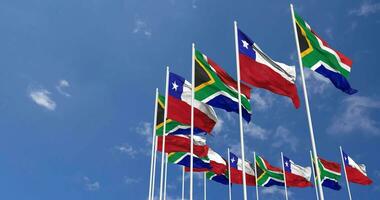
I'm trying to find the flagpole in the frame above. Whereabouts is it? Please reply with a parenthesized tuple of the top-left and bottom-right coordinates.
(182, 166, 185, 200)
(204, 172, 207, 200)
(281, 152, 289, 200)
(190, 42, 195, 200)
(253, 152, 259, 200)
(148, 88, 159, 200)
(290, 4, 324, 200)
(227, 148, 232, 200)
(340, 146, 353, 200)
(152, 135, 158, 200)
(159, 66, 170, 200)
(310, 150, 320, 200)
(164, 154, 168, 200)
(233, 20, 248, 200)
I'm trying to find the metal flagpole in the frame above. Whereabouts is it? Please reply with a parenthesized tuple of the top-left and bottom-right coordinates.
(233, 20, 248, 200)
(148, 89, 159, 200)
(182, 166, 185, 200)
(152, 135, 158, 200)
(290, 4, 325, 200)
(204, 172, 207, 200)
(159, 67, 170, 200)
(190, 43, 195, 200)
(340, 146, 353, 200)
(310, 151, 320, 200)
(227, 148, 232, 200)
(253, 152, 259, 200)
(164, 154, 168, 200)
(281, 152, 289, 200)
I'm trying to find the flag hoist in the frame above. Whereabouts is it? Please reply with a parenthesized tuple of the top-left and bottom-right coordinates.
(290, 4, 325, 200)
(233, 21, 248, 200)
(159, 67, 170, 200)
(190, 43, 195, 200)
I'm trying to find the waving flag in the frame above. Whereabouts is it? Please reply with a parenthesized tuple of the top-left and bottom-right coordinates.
(238, 29, 300, 108)
(294, 11, 357, 95)
(168, 152, 211, 170)
(168, 72, 217, 133)
(194, 49, 252, 122)
(156, 94, 203, 136)
(316, 157, 342, 190)
(255, 155, 284, 187)
(157, 135, 209, 157)
(283, 155, 312, 187)
(229, 152, 256, 186)
(185, 148, 227, 175)
(206, 171, 229, 185)
(342, 150, 373, 185)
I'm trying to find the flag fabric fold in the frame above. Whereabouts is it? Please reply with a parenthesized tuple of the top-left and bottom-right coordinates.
(157, 135, 209, 157)
(283, 155, 312, 187)
(206, 171, 229, 185)
(342, 150, 373, 185)
(168, 72, 218, 133)
(316, 157, 342, 190)
(194, 50, 252, 122)
(238, 29, 301, 108)
(156, 94, 203, 136)
(256, 155, 284, 187)
(168, 152, 211, 170)
(294, 11, 357, 95)
(229, 152, 256, 186)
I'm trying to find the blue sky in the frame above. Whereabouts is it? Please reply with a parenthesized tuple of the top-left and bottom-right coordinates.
(0, 0, 380, 199)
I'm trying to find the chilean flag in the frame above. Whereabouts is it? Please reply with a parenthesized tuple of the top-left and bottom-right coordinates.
(238, 29, 300, 108)
(157, 135, 209, 157)
(229, 152, 256, 186)
(342, 150, 373, 185)
(167, 72, 217, 133)
(283, 155, 312, 187)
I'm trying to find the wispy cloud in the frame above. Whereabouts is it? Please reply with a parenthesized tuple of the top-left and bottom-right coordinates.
(83, 176, 100, 191)
(114, 143, 138, 158)
(324, 27, 333, 39)
(303, 69, 330, 94)
(272, 126, 299, 152)
(328, 95, 380, 135)
(213, 118, 224, 135)
(244, 123, 269, 140)
(191, 0, 198, 9)
(56, 79, 71, 97)
(29, 88, 56, 111)
(136, 122, 153, 143)
(251, 91, 275, 111)
(124, 176, 141, 184)
(350, 1, 380, 16)
(261, 186, 292, 197)
(133, 19, 152, 37)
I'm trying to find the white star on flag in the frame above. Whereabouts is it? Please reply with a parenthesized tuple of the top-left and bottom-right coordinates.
(242, 40, 249, 49)
(172, 81, 178, 91)
(231, 157, 235, 163)
(285, 161, 289, 167)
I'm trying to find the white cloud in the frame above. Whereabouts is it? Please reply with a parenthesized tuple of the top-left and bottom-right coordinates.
(56, 79, 71, 97)
(324, 28, 333, 39)
(29, 88, 56, 111)
(115, 143, 138, 158)
(124, 177, 141, 184)
(350, 1, 380, 16)
(244, 123, 269, 140)
(213, 118, 224, 134)
(191, 0, 198, 9)
(328, 96, 380, 135)
(133, 19, 152, 37)
(272, 126, 299, 152)
(83, 176, 100, 191)
(261, 186, 292, 197)
(251, 91, 275, 111)
(302, 69, 330, 94)
(136, 122, 153, 143)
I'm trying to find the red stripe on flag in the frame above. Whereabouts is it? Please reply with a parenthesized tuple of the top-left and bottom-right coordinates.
(167, 96, 216, 133)
(157, 135, 209, 157)
(345, 165, 373, 185)
(230, 168, 256, 186)
(285, 172, 312, 187)
(239, 54, 300, 108)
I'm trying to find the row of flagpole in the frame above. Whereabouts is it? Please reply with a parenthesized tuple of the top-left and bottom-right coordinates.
(146, 4, 360, 200)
